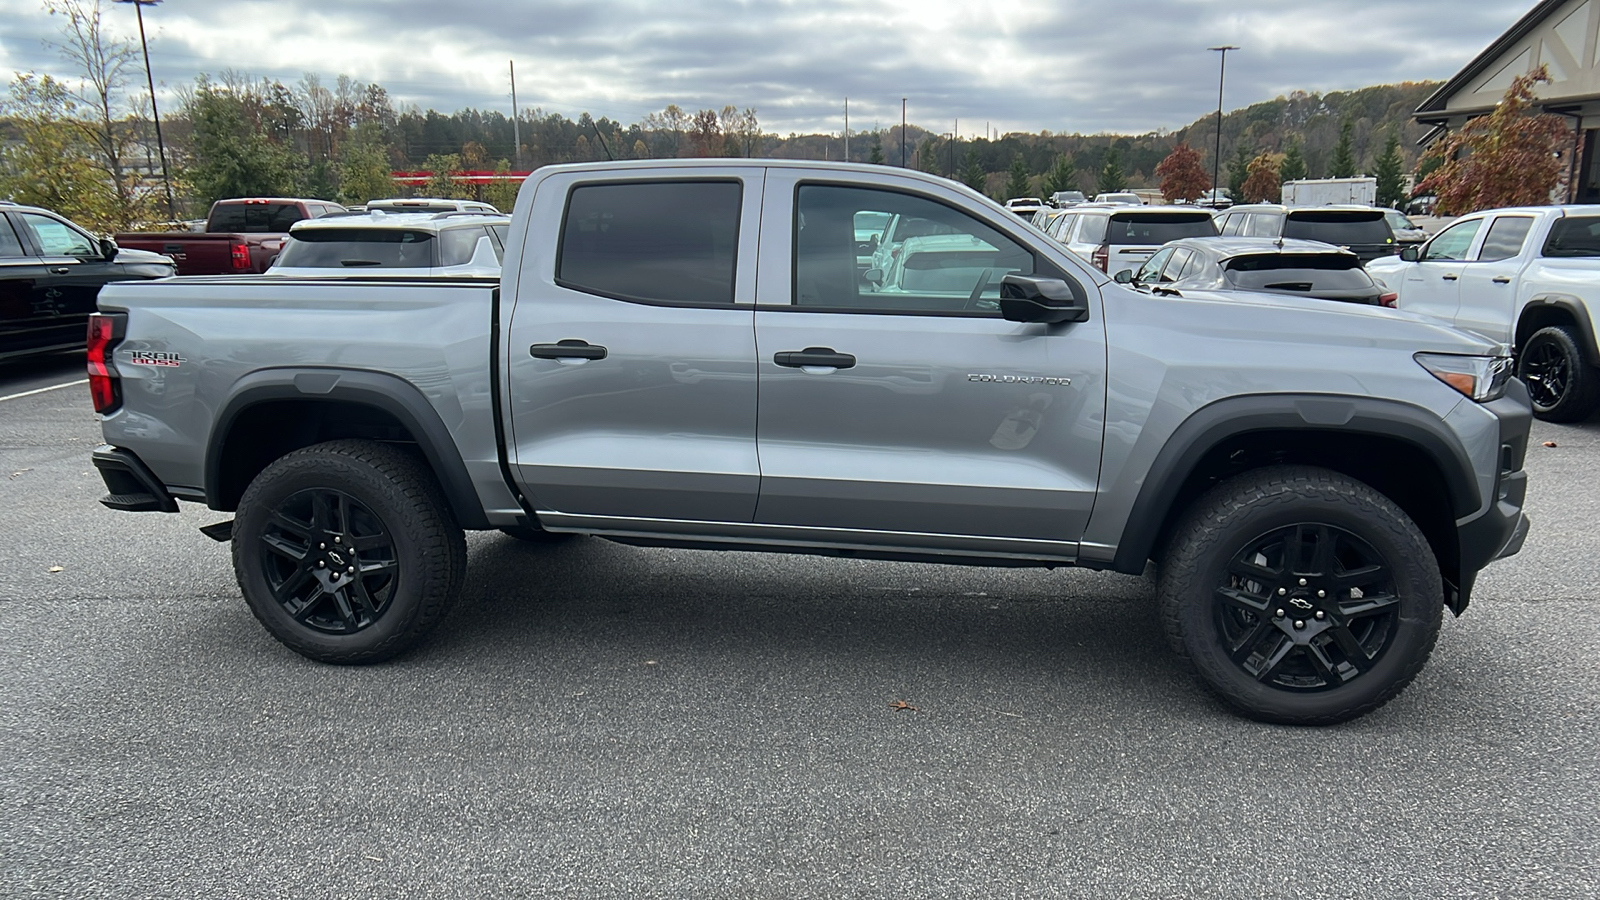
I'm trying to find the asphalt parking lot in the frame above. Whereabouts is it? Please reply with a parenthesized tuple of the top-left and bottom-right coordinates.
(1, 351, 1596, 899)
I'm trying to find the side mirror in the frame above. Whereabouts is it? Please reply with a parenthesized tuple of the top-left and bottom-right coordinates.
(99, 237, 118, 260)
(862, 267, 884, 285)
(1113, 269, 1135, 284)
(999, 274, 1090, 324)
(1399, 245, 1421, 262)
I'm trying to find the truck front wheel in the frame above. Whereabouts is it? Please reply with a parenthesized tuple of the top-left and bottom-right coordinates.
(1158, 465, 1442, 725)
(1519, 325, 1600, 422)
(232, 440, 467, 664)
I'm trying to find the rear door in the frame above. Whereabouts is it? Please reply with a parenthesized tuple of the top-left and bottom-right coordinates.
(1454, 213, 1536, 344)
(750, 170, 1108, 550)
(0, 214, 59, 358)
(503, 167, 763, 524)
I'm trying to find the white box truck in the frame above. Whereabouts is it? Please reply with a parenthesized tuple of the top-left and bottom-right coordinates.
(1282, 177, 1377, 208)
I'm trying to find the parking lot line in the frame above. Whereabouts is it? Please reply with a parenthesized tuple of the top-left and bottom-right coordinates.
(0, 379, 88, 404)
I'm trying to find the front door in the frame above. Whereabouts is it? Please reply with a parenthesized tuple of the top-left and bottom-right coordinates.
(0, 215, 54, 358)
(751, 173, 1108, 547)
(1401, 216, 1484, 323)
(503, 168, 764, 523)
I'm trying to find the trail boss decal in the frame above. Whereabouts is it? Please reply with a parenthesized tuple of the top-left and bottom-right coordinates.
(127, 351, 186, 368)
(968, 374, 1071, 386)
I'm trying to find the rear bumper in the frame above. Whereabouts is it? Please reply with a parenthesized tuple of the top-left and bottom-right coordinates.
(92, 445, 178, 512)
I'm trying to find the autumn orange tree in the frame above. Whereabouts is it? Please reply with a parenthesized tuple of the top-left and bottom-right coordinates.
(1240, 153, 1282, 203)
(1154, 143, 1210, 202)
(1415, 66, 1572, 214)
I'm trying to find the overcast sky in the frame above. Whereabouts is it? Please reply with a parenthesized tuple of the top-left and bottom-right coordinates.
(0, 0, 1537, 137)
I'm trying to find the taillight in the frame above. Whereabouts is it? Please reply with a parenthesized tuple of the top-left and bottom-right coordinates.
(230, 242, 250, 270)
(1091, 245, 1109, 273)
(86, 314, 123, 414)
(1379, 292, 1398, 308)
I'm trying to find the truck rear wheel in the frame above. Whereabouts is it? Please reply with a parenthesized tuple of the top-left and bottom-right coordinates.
(1519, 325, 1600, 422)
(1158, 465, 1442, 725)
(232, 440, 466, 664)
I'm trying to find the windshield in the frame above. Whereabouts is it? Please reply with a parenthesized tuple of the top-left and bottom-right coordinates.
(1105, 213, 1218, 245)
(1283, 211, 1392, 245)
(1224, 253, 1374, 292)
(276, 229, 438, 268)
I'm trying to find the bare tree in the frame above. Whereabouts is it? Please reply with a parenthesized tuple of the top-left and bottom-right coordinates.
(43, 0, 142, 212)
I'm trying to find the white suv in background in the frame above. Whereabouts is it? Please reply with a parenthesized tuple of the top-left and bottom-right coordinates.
(267, 211, 509, 278)
(366, 197, 502, 215)
(1045, 205, 1219, 276)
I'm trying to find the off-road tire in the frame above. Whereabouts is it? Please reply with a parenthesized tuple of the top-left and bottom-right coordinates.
(1158, 465, 1442, 725)
(232, 439, 467, 664)
(1518, 325, 1600, 422)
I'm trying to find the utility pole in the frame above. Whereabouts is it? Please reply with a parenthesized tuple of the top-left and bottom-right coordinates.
(510, 60, 522, 169)
(951, 118, 957, 177)
(114, 0, 174, 219)
(901, 98, 907, 167)
(1209, 45, 1240, 204)
(844, 97, 849, 161)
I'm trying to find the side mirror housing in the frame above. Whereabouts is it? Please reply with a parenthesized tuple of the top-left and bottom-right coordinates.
(99, 236, 118, 260)
(1112, 269, 1135, 284)
(999, 274, 1090, 324)
(1399, 245, 1421, 262)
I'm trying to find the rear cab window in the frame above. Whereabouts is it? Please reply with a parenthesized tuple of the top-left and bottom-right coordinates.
(1282, 211, 1392, 246)
(557, 180, 741, 305)
(209, 202, 310, 233)
(1104, 212, 1217, 245)
(1542, 216, 1600, 258)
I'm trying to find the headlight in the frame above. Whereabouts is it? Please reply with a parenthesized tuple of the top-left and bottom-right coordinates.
(1414, 352, 1513, 402)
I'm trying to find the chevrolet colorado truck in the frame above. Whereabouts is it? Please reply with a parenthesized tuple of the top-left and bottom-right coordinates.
(113, 197, 346, 276)
(89, 160, 1532, 725)
(1368, 205, 1600, 422)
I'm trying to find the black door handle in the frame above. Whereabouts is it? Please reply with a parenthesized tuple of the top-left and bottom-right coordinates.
(1492, 276, 1511, 284)
(530, 339, 607, 360)
(774, 347, 856, 369)
(1441, 274, 1458, 281)
(49, 266, 71, 274)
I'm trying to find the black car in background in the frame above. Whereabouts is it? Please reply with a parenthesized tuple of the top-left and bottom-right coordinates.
(0, 202, 174, 361)
(1212, 204, 1399, 263)
(1114, 236, 1396, 306)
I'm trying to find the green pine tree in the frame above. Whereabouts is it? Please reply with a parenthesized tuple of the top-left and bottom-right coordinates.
(960, 148, 986, 191)
(1004, 155, 1032, 199)
(868, 135, 885, 165)
(1044, 154, 1079, 197)
(1097, 148, 1126, 194)
(1280, 140, 1308, 184)
(1329, 118, 1357, 178)
(1227, 143, 1251, 201)
(917, 138, 941, 174)
(1373, 129, 1406, 209)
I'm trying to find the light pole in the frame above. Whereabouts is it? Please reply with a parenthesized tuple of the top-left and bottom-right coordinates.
(1208, 45, 1238, 206)
(900, 98, 907, 167)
(115, 0, 174, 219)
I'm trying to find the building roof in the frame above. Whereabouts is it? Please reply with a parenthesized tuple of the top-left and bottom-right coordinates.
(1415, 0, 1589, 123)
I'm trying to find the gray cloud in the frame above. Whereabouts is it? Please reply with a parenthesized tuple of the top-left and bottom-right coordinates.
(0, 0, 1535, 135)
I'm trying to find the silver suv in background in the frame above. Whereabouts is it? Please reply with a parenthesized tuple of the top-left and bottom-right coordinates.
(268, 211, 509, 278)
(1216, 205, 1399, 263)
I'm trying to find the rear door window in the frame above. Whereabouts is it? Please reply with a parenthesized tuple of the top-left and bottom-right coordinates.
(1282, 211, 1391, 245)
(558, 180, 742, 305)
(0, 217, 26, 257)
(439, 227, 491, 267)
(1105, 212, 1217, 245)
(1477, 216, 1534, 262)
(1244, 214, 1281, 237)
(1157, 248, 1193, 283)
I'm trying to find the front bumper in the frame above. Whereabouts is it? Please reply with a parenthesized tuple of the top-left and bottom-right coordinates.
(1449, 379, 1533, 612)
(92, 445, 178, 513)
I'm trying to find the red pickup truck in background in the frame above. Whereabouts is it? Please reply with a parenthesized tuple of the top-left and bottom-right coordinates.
(114, 198, 346, 275)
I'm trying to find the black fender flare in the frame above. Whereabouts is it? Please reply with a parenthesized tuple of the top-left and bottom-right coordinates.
(1110, 393, 1480, 575)
(206, 367, 490, 530)
(1518, 293, 1600, 363)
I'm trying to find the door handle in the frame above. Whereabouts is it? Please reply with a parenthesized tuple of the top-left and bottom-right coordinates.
(1441, 274, 1458, 281)
(774, 347, 856, 369)
(1492, 276, 1511, 284)
(49, 266, 71, 275)
(530, 339, 607, 360)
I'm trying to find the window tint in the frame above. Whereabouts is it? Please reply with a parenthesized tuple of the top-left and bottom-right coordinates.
(1135, 247, 1174, 284)
(0, 217, 25, 257)
(796, 184, 1036, 313)
(209, 202, 310, 232)
(1477, 216, 1533, 262)
(18, 212, 96, 256)
(275, 229, 437, 268)
(1224, 253, 1375, 292)
(1104, 212, 1217, 245)
(1283, 211, 1392, 245)
(1158, 248, 1193, 283)
(559, 180, 741, 305)
(1423, 218, 1483, 261)
(1541, 216, 1600, 257)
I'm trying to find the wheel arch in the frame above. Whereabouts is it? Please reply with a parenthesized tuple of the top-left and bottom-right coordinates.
(206, 368, 491, 530)
(1516, 294, 1600, 364)
(1112, 395, 1479, 606)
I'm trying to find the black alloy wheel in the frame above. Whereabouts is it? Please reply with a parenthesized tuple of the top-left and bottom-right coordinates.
(1520, 335, 1570, 411)
(258, 488, 399, 635)
(1517, 325, 1600, 422)
(1215, 523, 1397, 691)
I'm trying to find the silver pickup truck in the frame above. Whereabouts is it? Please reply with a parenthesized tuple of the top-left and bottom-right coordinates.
(90, 160, 1532, 725)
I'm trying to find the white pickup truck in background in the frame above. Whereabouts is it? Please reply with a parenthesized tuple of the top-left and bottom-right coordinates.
(1368, 205, 1600, 421)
